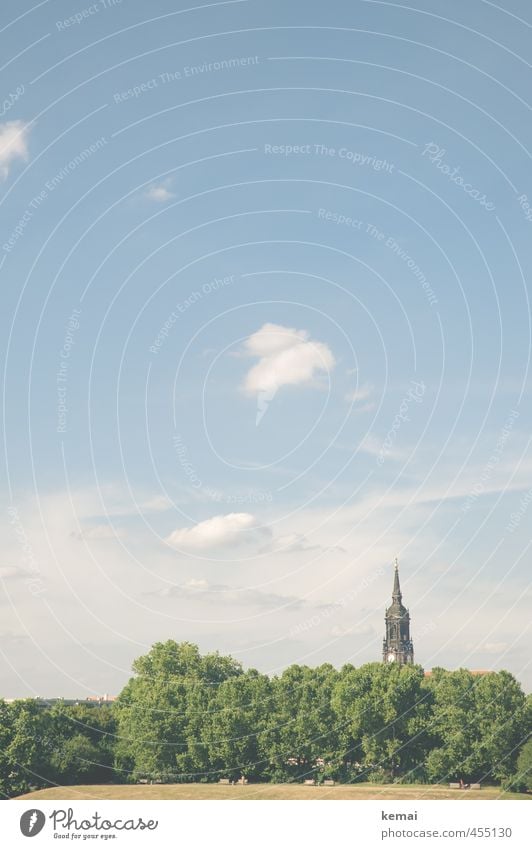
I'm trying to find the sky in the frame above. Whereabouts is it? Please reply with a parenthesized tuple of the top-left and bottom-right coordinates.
(0, 0, 531, 697)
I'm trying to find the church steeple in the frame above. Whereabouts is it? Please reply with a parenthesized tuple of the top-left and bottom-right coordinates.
(392, 557, 402, 601)
(382, 558, 414, 666)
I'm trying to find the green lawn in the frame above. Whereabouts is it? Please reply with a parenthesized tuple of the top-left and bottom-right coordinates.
(16, 783, 530, 801)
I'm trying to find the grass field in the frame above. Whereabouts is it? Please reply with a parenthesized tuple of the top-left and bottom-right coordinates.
(16, 783, 530, 801)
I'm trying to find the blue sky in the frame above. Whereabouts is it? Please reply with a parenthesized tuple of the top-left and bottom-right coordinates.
(0, 0, 531, 696)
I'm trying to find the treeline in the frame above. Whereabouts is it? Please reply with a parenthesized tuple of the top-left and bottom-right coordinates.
(1, 640, 531, 797)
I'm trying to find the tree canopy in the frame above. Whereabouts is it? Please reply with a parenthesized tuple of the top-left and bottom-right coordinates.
(0, 641, 530, 797)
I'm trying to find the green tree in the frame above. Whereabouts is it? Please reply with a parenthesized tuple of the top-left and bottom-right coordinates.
(47, 703, 117, 785)
(114, 641, 242, 782)
(268, 663, 340, 780)
(5, 700, 52, 796)
(201, 670, 273, 780)
(472, 671, 526, 781)
(49, 734, 102, 784)
(0, 700, 14, 797)
(333, 663, 431, 782)
(426, 669, 482, 783)
(515, 737, 532, 792)
(426, 669, 527, 784)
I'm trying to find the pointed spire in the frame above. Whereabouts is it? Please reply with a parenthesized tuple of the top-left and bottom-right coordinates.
(392, 557, 402, 601)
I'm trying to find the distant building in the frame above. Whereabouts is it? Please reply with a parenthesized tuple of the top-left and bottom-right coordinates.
(38, 695, 116, 707)
(4, 695, 117, 708)
(382, 558, 414, 665)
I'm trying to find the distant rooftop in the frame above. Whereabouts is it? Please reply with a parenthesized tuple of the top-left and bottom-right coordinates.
(4, 695, 116, 705)
(424, 670, 491, 677)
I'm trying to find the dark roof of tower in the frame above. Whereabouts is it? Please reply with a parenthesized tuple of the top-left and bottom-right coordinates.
(386, 558, 409, 618)
(392, 558, 402, 600)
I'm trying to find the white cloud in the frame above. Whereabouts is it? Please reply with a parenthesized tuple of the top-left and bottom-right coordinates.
(138, 494, 173, 513)
(345, 382, 377, 414)
(0, 630, 29, 645)
(64, 485, 173, 518)
(75, 524, 127, 541)
(331, 624, 374, 638)
(150, 577, 306, 610)
(242, 323, 335, 396)
(345, 382, 374, 404)
(259, 532, 347, 555)
(359, 433, 385, 457)
(358, 430, 409, 462)
(0, 565, 23, 579)
(0, 121, 30, 180)
(272, 532, 317, 552)
(144, 181, 174, 202)
(481, 642, 509, 654)
(165, 512, 268, 551)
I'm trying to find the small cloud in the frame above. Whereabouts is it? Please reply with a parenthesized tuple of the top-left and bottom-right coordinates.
(358, 402, 377, 414)
(274, 532, 317, 552)
(181, 578, 209, 591)
(165, 512, 270, 551)
(358, 431, 408, 463)
(144, 180, 174, 202)
(241, 323, 335, 424)
(0, 630, 29, 645)
(331, 624, 374, 638)
(140, 495, 173, 513)
(345, 383, 377, 414)
(93, 490, 173, 517)
(482, 642, 509, 654)
(359, 433, 384, 457)
(0, 120, 30, 180)
(260, 532, 347, 555)
(345, 382, 374, 404)
(0, 565, 23, 579)
(148, 577, 306, 610)
(75, 524, 127, 541)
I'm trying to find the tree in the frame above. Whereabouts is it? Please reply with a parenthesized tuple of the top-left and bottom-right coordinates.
(426, 669, 483, 783)
(50, 734, 103, 784)
(201, 670, 273, 780)
(515, 737, 532, 792)
(472, 671, 526, 782)
(48, 703, 117, 785)
(114, 641, 243, 782)
(0, 700, 14, 797)
(425, 669, 527, 784)
(4, 700, 52, 796)
(333, 663, 431, 782)
(268, 664, 340, 781)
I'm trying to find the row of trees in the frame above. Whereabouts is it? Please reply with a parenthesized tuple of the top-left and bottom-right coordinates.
(1, 640, 531, 797)
(0, 699, 115, 797)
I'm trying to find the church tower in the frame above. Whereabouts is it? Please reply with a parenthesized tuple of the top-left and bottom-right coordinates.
(382, 558, 414, 665)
